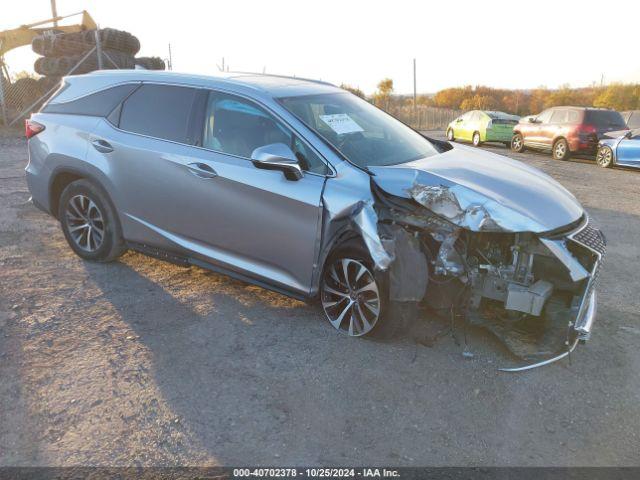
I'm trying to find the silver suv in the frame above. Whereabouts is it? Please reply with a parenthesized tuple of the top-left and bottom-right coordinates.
(25, 70, 603, 368)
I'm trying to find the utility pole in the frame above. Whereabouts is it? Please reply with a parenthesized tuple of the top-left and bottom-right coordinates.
(413, 58, 417, 123)
(50, 0, 58, 26)
(94, 29, 103, 70)
(168, 43, 173, 70)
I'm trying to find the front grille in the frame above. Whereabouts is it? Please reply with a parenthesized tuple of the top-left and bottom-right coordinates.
(570, 221, 606, 326)
(572, 223, 607, 257)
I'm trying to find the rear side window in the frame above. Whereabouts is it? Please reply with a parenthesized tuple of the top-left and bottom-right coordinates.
(119, 84, 198, 144)
(584, 110, 627, 129)
(42, 84, 139, 116)
(550, 110, 567, 124)
(567, 110, 581, 123)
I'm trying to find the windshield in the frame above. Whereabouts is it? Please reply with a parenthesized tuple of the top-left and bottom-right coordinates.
(278, 92, 439, 168)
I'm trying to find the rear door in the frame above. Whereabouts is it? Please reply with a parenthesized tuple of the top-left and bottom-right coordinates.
(547, 108, 568, 147)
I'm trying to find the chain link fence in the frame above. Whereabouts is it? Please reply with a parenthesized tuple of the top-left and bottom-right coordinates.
(387, 105, 462, 131)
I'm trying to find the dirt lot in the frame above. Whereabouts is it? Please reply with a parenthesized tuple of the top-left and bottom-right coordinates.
(1, 128, 639, 467)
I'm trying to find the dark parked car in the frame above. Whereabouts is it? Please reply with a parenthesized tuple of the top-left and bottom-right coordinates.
(511, 106, 628, 160)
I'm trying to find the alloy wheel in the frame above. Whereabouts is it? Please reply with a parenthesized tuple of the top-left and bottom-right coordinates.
(321, 258, 381, 337)
(65, 194, 105, 252)
(512, 135, 522, 150)
(447, 129, 454, 141)
(473, 132, 480, 146)
(596, 146, 613, 167)
(554, 141, 567, 159)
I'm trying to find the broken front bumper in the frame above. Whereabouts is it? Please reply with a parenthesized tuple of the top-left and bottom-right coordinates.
(499, 291, 597, 372)
(575, 290, 597, 342)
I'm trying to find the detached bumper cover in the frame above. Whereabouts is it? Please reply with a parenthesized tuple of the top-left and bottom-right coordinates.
(575, 290, 597, 341)
(501, 220, 605, 372)
(499, 290, 596, 372)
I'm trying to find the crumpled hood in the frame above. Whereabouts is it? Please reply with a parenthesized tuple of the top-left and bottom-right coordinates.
(369, 143, 584, 233)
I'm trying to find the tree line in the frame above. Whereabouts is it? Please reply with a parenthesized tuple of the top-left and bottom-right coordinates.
(341, 80, 640, 115)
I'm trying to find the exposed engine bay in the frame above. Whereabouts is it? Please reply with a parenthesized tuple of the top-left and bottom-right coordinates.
(355, 178, 606, 371)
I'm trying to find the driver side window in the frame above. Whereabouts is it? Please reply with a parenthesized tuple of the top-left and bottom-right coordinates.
(536, 110, 553, 124)
(202, 91, 328, 174)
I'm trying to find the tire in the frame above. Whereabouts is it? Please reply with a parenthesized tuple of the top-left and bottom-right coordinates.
(596, 145, 614, 168)
(58, 179, 124, 262)
(472, 131, 482, 147)
(552, 138, 571, 161)
(32, 28, 140, 57)
(511, 133, 525, 152)
(134, 56, 166, 70)
(320, 241, 392, 338)
(446, 128, 455, 142)
(34, 49, 135, 76)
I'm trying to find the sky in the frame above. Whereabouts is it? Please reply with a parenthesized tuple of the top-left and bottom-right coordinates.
(2, 0, 639, 95)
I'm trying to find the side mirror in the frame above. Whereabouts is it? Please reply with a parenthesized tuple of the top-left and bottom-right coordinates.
(251, 143, 303, 181)
(624, 130, 633, 139)
(528, 117, 538, 123)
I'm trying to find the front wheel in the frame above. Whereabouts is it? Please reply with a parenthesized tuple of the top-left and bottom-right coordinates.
(447, 128, 455, 142)
(511, 133, 525, 152)
(320, 244, 388, 338)
(552, 138, 571, 161)
(596, 146, 614, 168)
(472, 131, 482, 147)
(58, 179, 124, 262)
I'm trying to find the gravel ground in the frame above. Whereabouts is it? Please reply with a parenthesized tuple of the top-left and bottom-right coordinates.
(1, 128, 639, 467)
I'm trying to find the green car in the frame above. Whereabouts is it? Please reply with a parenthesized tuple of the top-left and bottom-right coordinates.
(446, 110, 520, 147)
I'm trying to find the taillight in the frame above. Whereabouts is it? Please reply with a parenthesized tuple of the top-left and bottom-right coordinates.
(578, 124, 597, 135)
(25, 119, 45, 139)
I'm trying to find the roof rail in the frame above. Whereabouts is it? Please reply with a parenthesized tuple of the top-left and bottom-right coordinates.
(225, 70, 336, 87)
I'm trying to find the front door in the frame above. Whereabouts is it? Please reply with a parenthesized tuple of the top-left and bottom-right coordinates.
(616, 134, 640, 167)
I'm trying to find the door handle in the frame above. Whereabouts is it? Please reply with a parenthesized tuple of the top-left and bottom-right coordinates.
(187, 162, 217, 179)
(91, 139, 114, 153)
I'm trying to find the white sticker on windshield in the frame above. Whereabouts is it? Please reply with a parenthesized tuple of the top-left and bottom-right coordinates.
(319, 113, 364, 135)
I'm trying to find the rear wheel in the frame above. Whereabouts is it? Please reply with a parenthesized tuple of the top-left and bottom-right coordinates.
(447, 128, 455, 142)
(596, 145, 614, 168)
(511, 133, 525, 152)
(552, 138, 570, 160)
(320, 243, 389, 338)
(58, 179, 124, 262)
(472, 131, 482, 147)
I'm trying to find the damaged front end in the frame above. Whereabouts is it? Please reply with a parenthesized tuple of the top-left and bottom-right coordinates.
(360, 169, 606, 371)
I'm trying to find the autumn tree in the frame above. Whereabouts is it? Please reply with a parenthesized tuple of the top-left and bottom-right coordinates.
(593, 84, 640, 111)
(372, 78, 394, 109)
(339, 83, 365, 98)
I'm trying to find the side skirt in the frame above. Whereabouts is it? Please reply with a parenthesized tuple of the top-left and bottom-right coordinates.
(127, 241, 310, 302)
